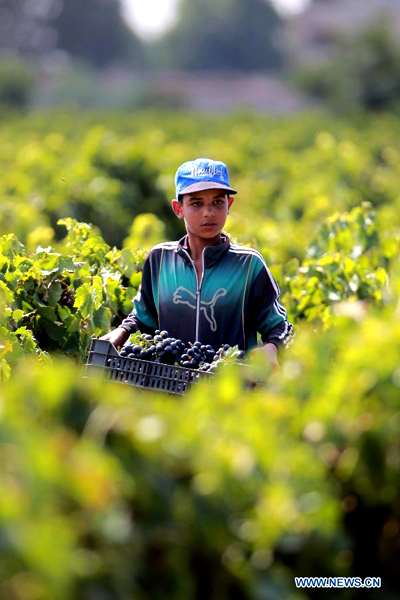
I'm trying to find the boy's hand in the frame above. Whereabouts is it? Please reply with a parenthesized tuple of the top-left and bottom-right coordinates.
(100, 327, 129, 349)
(251, 343, 280, 370)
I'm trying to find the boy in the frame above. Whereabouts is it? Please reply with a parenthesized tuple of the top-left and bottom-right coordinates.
(102, 158, 293, 367)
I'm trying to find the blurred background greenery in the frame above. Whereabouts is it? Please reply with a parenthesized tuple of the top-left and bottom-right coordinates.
(1, 1, 400, 599)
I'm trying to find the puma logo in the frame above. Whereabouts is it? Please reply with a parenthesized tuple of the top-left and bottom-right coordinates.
(173, 286, 227, 331)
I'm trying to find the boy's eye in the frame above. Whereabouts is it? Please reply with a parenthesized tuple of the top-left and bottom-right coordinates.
(189, 198, 224, 207)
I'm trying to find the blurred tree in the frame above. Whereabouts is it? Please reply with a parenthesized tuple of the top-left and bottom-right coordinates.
(0, 0, 144, 68)
(51, 0, 143, 68)
(0, 0, 59, 56)
(153, 0, 284, 71)
(293, 22, 400, 111)
(0, 57, 34, 107)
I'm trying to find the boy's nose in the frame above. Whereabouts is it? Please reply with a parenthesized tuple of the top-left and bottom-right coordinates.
(203, 204, 214, 217)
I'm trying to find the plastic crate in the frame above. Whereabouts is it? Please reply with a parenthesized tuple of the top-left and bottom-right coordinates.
(85, 338, 211, 395)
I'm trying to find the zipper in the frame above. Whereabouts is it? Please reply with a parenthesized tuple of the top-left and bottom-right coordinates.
(180, 247, 205, 342)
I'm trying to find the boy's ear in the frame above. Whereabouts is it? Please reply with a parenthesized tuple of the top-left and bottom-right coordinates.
(171, 199, 184, 219)
(228, 196, 234, 211)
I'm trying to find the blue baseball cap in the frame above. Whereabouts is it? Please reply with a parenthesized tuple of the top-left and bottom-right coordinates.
(175, 158, 237, 199)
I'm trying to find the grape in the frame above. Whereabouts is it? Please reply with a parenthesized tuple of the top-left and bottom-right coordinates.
(118, 330, 246, 374)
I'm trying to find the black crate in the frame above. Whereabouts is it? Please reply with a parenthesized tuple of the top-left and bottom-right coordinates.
(85, 338, 211, 395)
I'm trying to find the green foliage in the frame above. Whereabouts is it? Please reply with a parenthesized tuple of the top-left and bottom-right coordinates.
(279, 203, 398, 326)
(1, 109, 400, 597)
(123, 213, 166, 250)
(4, 110, 400, 260)
(1, 276, 400, 597)
(86, 129, 177, 244)
(0, 220, 145, 372)
(0, 120, 180, 248)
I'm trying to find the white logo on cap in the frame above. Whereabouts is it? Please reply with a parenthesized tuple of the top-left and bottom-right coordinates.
(190, 163, 224, 179)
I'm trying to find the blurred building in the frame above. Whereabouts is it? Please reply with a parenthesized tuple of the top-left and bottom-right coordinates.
(285, 0, 400, 65)
(142, 71, 316, 113)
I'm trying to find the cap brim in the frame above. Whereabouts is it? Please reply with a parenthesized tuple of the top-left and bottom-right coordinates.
(179, 181, 237, 197)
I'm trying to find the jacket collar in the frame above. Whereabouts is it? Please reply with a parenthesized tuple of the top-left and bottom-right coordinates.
(176, 232, 230, 268)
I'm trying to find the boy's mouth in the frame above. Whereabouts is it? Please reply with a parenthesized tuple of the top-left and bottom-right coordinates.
(202, 222, 217, 227)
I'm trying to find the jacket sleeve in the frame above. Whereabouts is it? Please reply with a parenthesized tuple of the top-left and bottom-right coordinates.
(119, 253, 159, 335)
(250, 259, 294, 350)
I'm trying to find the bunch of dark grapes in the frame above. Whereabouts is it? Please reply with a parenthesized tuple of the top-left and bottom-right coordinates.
(119, 329, 245, 372)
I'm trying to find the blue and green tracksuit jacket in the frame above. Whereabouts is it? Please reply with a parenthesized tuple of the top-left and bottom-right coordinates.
(120, 233, 293, 351)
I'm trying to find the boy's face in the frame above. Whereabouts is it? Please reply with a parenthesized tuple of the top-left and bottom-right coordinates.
(171, 188, 234, 240)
